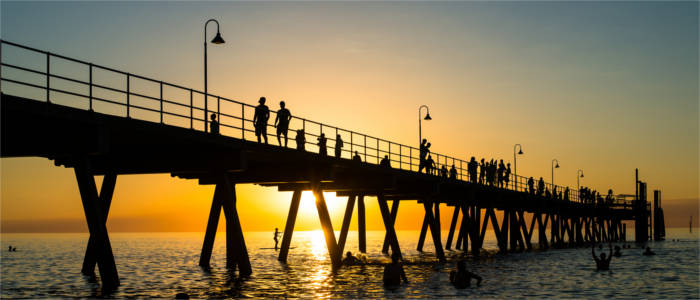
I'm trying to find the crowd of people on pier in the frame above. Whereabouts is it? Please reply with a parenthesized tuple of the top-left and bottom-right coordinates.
(209, 97, 619, 207)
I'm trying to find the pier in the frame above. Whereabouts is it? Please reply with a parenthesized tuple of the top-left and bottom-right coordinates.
(0, 40, 666, 289)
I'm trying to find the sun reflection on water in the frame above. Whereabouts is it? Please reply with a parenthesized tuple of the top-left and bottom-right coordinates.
(310, 230, 328, 261)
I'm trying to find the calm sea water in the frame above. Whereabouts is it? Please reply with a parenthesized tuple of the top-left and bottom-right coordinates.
(1, 228, 698, 298)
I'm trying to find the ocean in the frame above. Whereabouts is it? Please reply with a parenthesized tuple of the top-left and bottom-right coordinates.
(1, 228, 698, 298)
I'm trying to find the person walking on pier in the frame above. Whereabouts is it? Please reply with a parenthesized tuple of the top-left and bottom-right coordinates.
(274, 101, 292, 147)
(537, 177, 545, 196)
(254, 97, 270, 144)
(504, 163, 511, 189)
(209, 113, 220, 135)
(335, 134, 344, 158)
(564, 187, 570, 202)
(383, 252, 408, 287)
(318, 133, 328, 156)
(449, 164, 457, 180)
(497, 159, 506, 188)
(295, 129, 305, 151)
(592, 244, 613, 271)
(380, 155, 391, 168)
(478, 158, 486, 184)
(450, 260, 482, 288)
(468, 157, 478, 183)
(527, 177, 535, 195)
(353, 151, 362, 162)
(426, 155, 436, 175)
(440, 165, 448, 179)
(418, 139, 428, 173)
(273, 228, 282, 250)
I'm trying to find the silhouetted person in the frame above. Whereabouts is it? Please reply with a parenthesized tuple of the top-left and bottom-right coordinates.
(418, 139, 428, 173)
(426, 155, 435, 175)
(545, 188, 551, 199)
(504, 163, 511, 188)
(8, 246, 11, 252)
(643, 246, 656, 256)
(527, 177, 535, 195)
(273, 228, 282, 250)
(592, 244, 613, 271)
(274, 101, 292, 147)
(564, 187, 570, 202)
(295, 129, 305, 151)
(613, 246, 622, 257)
(335, 134, 343, 158)
(353, 151, 362, 162)
(537, 177, 545, 196)
(209, 113, 220, 135)
(343, 251, 360, 265)
(383, 252, 408, 287)
(318, 133, 328, 156)
(449, 260, 482, 288)
(497, 159, 505, 188)
(253, 97, 270, 144)
(449, 164, 457, 180)
(380, 155, 391, 168)
(12, 247, 16, 252)
(479, 158, 486, 184)
(440, 165, 448, 179)
(606, 189, 614, 205)
(468, 157, 478, 183)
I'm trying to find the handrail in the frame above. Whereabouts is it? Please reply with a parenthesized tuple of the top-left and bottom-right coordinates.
(0, 39, 619, 207)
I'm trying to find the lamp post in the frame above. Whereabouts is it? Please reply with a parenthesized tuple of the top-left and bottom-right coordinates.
(577, 169, 584, 191)
(418, 105, 432, 147)
(551, 158, 560, 188)
(513, 144, 523, 191)
(204, 19, 225, 132)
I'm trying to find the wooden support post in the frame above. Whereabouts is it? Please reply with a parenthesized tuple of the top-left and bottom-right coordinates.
(378, 194, 402, 259)
(423, 200, 446, 262)
(471, 206, 481, 256)
(519, 211, 533, 250)
(278, 190, 302, 262)
(500, 210, 509, 252)
(460, 204, 470, 252)
(313, 186, 342, 269)
(445, 205, 460, 250)
(509, 210, 518, 251)
(200, 184, 223, 268)
(434, 202, 442, 246)
(538, 213, 549, 249)
(417, 202, 430, 252)
(550, 214, 558, 246)
(82, 173, 117, 276)
(74, 165, 119, 289)
(479, 209, 491, 247)
(358, 195, 366, 253)
(220, 177, 252, 276)
(338, 195, 357, 255)
(381, 199, 400, 253)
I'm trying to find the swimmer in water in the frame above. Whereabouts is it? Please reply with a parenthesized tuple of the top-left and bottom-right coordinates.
(449, 260, 482, 288)
(643, 246, 656, 256)
(613, 246, 622, 257)
(342, 251, 361, 265)
(592, 243, 613, 271)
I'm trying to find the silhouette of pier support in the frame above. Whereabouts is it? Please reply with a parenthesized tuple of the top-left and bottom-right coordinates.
(313, 184, 342, 269)
(199, 175, 251, 276)
(278, 190, 301, 263)
(74, 163, 120, 290)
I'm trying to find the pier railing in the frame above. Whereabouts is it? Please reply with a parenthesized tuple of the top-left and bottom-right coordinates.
(0, 39, 609, 205)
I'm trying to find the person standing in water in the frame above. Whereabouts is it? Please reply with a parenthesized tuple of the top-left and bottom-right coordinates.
(592, 244, 613, 270)
(273, 228, 282, 250)
(383, 252, 408, 287)
(450, 260, 482, 288)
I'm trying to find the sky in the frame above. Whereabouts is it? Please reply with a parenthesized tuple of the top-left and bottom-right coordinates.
(1, 1, 698, 233)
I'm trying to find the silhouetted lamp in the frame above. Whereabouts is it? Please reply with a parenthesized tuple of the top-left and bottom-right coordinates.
(577, 169, 585, 193)
(423, 113, 432, 121)
(551, 158, 560, 186)
(204, 18, 225, 132)
(513, 144, 524, 190)
(211, 32, 225, 44)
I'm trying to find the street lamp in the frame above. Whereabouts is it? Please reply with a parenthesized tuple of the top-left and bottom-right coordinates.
(418, 105, 431, 147)
(551, 158, 560, 188)
(204, 19, 225, 132)
(577, 169, 584, 191)
(513, 144, 523, 191)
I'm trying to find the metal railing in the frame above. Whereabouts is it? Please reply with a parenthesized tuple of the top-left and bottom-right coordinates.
(0, 39, 608, 206)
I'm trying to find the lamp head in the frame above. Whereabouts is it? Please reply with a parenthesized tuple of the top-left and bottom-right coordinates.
(211, 32, 225, 44)
(580, 172, 584, 178)
(424, 113, 432, 121)
(518, 149, 523, 155)
(555, 162, 560, 168)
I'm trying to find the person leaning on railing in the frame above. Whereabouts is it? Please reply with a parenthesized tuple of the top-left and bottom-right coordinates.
(209, 113, 220, 135)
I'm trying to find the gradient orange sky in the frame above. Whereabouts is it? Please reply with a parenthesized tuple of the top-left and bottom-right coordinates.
(1, 2, 698, 232)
